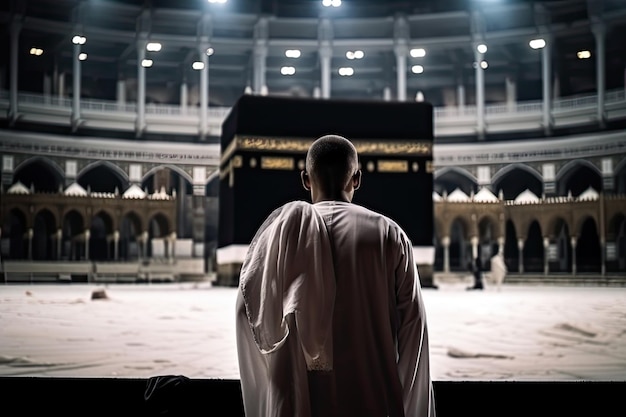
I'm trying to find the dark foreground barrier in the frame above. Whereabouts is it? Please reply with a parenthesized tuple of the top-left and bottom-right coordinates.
(0, 377, 623, 416)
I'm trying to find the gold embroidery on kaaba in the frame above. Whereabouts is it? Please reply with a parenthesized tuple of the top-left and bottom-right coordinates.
(232, 155, 243, 168)
(378, 160, 409, 173)
(261, 157, 294, 170)
(229, 135, 432, 156)
(426, 160, 434, 173)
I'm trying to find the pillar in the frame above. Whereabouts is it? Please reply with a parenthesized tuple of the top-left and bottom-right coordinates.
(180, 80, 188, 114)
(27, 228, 33, 260)
(199, 41, 209, 140)
(505, 76, 516, 112)
(442, 236, 450, 273)
(319, 43, 332, 99)
(383, 86, 392, 101)
(592, 23, 606, 128)
(541, 37, 552, 135)
(170, 232, 176, 263)
(84, 229, 90, 261)
(543, 237, 550, 275)
(113, 230, 119, 261)
(457, 84, 465, 113)
(471, 236, 479, 260)
(56, 229, 62, 260)
(116, 79, 126, 108)
(571, 236, 577, 276)
(474, 44, 486, 139)
(8, 16, 21, 126)
(71, 38, 82, 132)
(142, 231, 148, 259)
(136, 37, 147, 136)
(517, 238, 524, 274)
(395, 44, 408, 102)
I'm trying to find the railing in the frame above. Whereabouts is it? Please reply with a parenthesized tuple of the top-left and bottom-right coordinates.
(1, 88, 625, 137)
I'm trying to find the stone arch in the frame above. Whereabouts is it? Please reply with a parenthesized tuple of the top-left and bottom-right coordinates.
(90, 210, 115, 261)
(576, 216, 601, 273)
(78, 160, 130, 193)
(142, 164, 193, 194)
(433, 166, 477, 196)
(556, 159, 602, 197)
(448, 215, 471, 271)
(119, 211, 143, 260)
(13, 156, 64, 193)
(62, 210, 85, 261)
(491, 163, 543, 200)
(32, 209, 57, 260)
(147, 212, 171, 258)
(546, 216, 572, 273)
(1, 208, 28, 259)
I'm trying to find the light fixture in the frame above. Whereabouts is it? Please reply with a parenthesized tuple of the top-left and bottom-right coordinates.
(208, 0, 227, 3)
(411, 65, 424, 74)
(480, 60, 488, 69)
(477, 44, 487, 54)
(338, 67, 354, 76)
(529, 38, 546, 49)
(146, 42, 162, 52)
(78, 53, 88, 61)
(192, 61, 205, 70)
(346, 50, 364, 60)
(285, 49, 301, 58)
(577, 50, 591, 59)
(141, 59, 153, 68)
(280, 66, 296, 75)
(410, 48, 426, 58)
(206, 47, 214, 56)
(29, 47, 44, 56)
(72, 35, 86, 45)
(322, 0, 342, 7)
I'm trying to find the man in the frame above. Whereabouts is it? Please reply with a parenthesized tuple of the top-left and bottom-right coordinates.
(236, 134, 436, 417)
(467, 256, 484, 290)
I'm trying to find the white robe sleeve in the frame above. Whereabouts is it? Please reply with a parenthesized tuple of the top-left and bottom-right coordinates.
(236, 201, 336, 417)
(394, 229, 437, 417)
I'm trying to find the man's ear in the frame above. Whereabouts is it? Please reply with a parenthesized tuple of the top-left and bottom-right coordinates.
(352, 170, 362, 190)
(301, 170, 311, 191)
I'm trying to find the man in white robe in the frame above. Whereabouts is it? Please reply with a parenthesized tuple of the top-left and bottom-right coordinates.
(236, 134, 436, 417)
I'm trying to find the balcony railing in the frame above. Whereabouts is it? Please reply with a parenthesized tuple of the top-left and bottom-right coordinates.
(1, 88, 625, 138)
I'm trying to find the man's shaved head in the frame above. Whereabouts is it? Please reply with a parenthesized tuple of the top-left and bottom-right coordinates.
(303, 134, 361, 203)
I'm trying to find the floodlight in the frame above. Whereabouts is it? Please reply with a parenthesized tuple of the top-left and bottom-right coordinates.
(285, 49, 301, 58)
(79, 53, 88, 61)
(410, 48, 426, 58)
(480, 60, 488, 69)
(72, 35, 86, 45)
(280, 66, 296, 75)
(146, 42, 162, 52)
(192, 61, 205, 70)
(577, 50, 591, 59)
(477, 44, 487, 54)
(338, 67, 354, 76)
(141, 59, 153, 68)
(529, 38, 546, 49)
(206, 47, 214, 56)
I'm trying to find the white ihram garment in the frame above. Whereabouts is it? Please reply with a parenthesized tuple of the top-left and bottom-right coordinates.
(236, 200, 436, 417)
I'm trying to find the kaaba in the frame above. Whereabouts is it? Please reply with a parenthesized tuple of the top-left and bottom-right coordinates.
(216, 95, 435, 287)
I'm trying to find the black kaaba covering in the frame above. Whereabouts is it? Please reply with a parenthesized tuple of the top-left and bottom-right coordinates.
(218, 94, 433, 258)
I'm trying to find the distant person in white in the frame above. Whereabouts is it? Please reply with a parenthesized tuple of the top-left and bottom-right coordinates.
(236, 134, 436, 417)
(490, 250, 508, 291)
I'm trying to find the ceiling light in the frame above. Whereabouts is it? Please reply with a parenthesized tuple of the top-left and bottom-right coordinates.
(146, 42, 162, 52)
(208, 0, 227, 3)
(79, 53, 87, 61)
(280, 66, 296, 75)
(480, 60, 488, 69)
(529, 38, 546, 49)
(577, 50, 591, 59)
(206, 47, 214, 56)
(338, 67, 354, 76)
(477, 44, 487, 54)
(410, 48, 426, 58)
(72, 35, 86, 45)
(285, 49, 301, 58)
(141, 59, 153, 68)
(29, 47, 43, 56)
(322, 0, 342, 7)
(411, 65, 424, 74)
(192, 61, 205, 70)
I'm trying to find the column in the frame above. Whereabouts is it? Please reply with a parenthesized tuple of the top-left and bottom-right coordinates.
(58, 72, 65, 99)
(136, 36, 147, 137)
(592, 23, 606, 128)
(113, 230, 119, 261)
(180, 79, 188, 114)
(56, 229, 62, 260)
(505, 76, 517, 112)
(457, 84, 465, 113)
(84, 229, 90, 261)
(571, 236, 577, 275)
(383, 86, 392, 101)
(318, 18, 333, 99)
(543, 236, 550, 275)
(116, 79, 126, 109)
(442, 236, 450, 273)
(474, 44, 486, 139)
(43, 74, 51, 105)
(199, 41, 209, 139)
(27, 229, 33, 260)
(393, 14, 409, 102)
(517, 238, 524, 274)
(170, 232, 176, 264)
(471, 236, 479, 260)
(141, 231, 148, 260)
(319, 44, 332, 99)
(253, 17, 268, 94)
(8, 16, 21, 126)
(541, 37, 553, 135)
(394, 44, 408, 102)
(71, 34, 82, 132)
